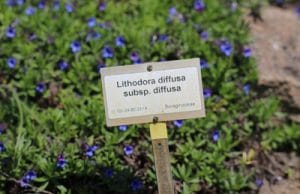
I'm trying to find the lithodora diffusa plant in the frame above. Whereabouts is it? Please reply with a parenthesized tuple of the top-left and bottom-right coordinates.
(1, 0, 299, 194)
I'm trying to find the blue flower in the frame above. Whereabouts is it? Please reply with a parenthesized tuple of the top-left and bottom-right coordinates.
(56, 159, 67, 168)
(85, 150, 94, 158)
(102, 46, 113, 58)
(6, 0, 24, 6)
(200, 31, 209, 41)
(169, 7, 177, 16)
(7, 57, 16, 69)
(118, 125, 128, 131)
(173, 120, 183, 128)
(105, 168, 114, 178)
(158, 34, 168, 42)
(115, 36, 126, 47)
(231, 2, 238, 11)
(53, 0, 60, 10)
(203, 88, 212, 99)
(87, 17, 97, 28)
(130, 179, 142, 191)
(24, 170, 37, 181)
(65, 3, 73, 13)
(212, 130, 219, 142)
(70, 41, 81, 53)
(97, 63, 106, 73)
(130, 52, 142, 64)
(99, 2, 106, 11)
(6, 26, 16, 38)
(220, 41, 232, 56)
(243, 47, 252, 58)
(17, 0, 24, 6)
(6, 0, 15, 6)
(36, 82, 46, 93)
(58, 61, 69, 71)
(20, 178, 29, 188)
(296, 6, 300, 17)
(25, 6, 36, 15)
(200, 60, 209, 69)
(255, 179, 263, 187)
(38, 0, 46, 9)
(91, 145, 98, 152)
(28, 33, 37, 41)
(0, 142, 5, 152)
(194, 0, 205, 12)
(85, 145, 99, 158)
(56, 154, 67, 169)
(20, 170, 37, 188)
(0, 127, 5, 135)
(86, 31, 101, 42)
(243, 84, 251, 95)
(167, 7, 180, 22)
(124, 145, 133, 156)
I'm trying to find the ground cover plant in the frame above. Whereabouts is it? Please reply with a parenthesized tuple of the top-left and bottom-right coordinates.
(0, 0, 299, 193)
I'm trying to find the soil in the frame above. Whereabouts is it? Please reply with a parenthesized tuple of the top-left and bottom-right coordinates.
(258, 152, 300, 194)
(246, 5, 300, 122)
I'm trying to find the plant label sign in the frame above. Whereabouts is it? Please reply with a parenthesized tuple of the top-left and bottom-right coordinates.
(101, 58, 205, 126)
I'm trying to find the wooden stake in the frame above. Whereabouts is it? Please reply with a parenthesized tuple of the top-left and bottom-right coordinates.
(150, 123, 174, 194)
